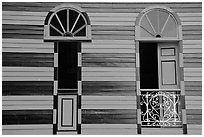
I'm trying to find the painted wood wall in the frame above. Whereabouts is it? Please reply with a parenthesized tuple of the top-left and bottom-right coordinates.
(2, 2, 202, 135)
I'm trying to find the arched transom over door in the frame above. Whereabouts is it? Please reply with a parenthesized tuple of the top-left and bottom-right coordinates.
(135, 6, 182, 41)
(44, 5, 91, 41)
(135, 6, 186, 134)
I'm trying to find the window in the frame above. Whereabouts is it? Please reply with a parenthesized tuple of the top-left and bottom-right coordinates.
(140, 42, 181, 127)
(58, 42, 78, 90)
(44, 5, 91, 41)
(44, 4, 91, 133)
(135, 6, 184, 130)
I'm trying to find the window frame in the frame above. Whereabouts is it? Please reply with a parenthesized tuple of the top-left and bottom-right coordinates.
(135, 5, 185, 131)
(44, 4, 91, 42)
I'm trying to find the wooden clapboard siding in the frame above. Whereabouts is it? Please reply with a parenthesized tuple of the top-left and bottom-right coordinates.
(82, 109, 137, 124)
(82, 96, 137, 109)
(185, 81, 202, 96)
(187, 125, 202, 135)
(3, 53, 53, 67)
(2, 96, 53, 110)
(2, 2, 202, 135)
(185, 96, 202, 109)
(82, 124, 137, 135)
(82, 40, 135, 67)
(2, 110, 53, 125)
(184, 68, 202, 81)
(183, 53, 202, 68)
(82, 81, 136, 96)
(82, 53, 135, 67)
(141, 128, 183, 135)
(2, 125, 53, 135)
(186, 109, 202, 124)
(2, 38, 54, 53)
(2, 67, 54, 81)
(2, 81, 53, 96)
(82, 67, 136, 81)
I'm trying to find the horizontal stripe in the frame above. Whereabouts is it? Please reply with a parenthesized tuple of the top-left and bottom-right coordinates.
(3, 77, 53, 81)
(82, 77, 136, 81)
(82, 109, 137, 124)
(82, 124, 137, 135)
(82, 48, 135, 53)
(82, 96, 136, 101)
(141, 128, 183, 135)
(2, 110, 53, 125)
(2, 95, 53, 101)
(82, 43, 134, 49)
(2, 14, 45, 21)
(3, 19, 199, 27)
(82, 96, 136, 109)
(83, 53, 135, 67)
(82, 128, 137, 135)
(57, 132, 78, 135)
(82, 81, 136, 96)
(83, 53, 135, 60)
(2, 81, 53, 96)
(83, 62, 135, 67)
(82, 124, 137, 129)
(3, 124, 53, 129)
(3, 129, 53, 135)
(185, 96, 202, 101)
(3, 38, 44, 43)
(184, 78, 201, 81)
(2, 24, 43, 31)
(2, 67, 53, 72)
(90, 16, 137, 22)
(3, 72, 54, 77)
(2, 67, 53, 81)
(3, 100, 53, 110)
(183, 49, 202, 53)
(82, 96, 137, 109)
(2, 47, 53, 53)
(91, 40, 135, 44)
(2, 11, 47, 16)
(185, 81, 202, 96)
(4, 19, 201, 26)
(82, 72, 135, 77)
(187, 124, 202, 135)
(186, 109, 202, 115)
(3, 124, 53, 135)
(184, 63, 202, 68)
(3, 53, 53, 67)
(3, 10, 201, 18)
(82, 67, 135, 72)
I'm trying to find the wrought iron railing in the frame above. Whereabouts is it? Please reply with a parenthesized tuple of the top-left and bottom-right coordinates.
(140, 89, 182, 127)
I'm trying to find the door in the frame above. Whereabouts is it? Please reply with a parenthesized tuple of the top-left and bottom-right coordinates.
(158, 43, 179, 89)
(140, 42, 181, 127)
(57, 42, 79, 131)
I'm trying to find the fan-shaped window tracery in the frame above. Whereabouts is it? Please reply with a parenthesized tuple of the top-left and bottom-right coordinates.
(138, 8, 180, 40)
(44, 5, 91, 41)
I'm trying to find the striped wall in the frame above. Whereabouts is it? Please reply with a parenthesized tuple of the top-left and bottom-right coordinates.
(2, 2, 202, 135)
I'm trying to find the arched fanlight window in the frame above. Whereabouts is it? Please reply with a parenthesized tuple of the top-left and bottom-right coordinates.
(135, 6, 182, 40)
(44, 4, 91, 41)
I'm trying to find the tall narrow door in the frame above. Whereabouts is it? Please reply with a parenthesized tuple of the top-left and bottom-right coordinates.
(57, 42, 79, 132)
(140, 42, 181, 127)
(157, 43, 179, 89)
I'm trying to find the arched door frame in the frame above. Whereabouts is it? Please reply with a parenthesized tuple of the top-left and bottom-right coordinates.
(44, 4, 91, 134)
(135, 5, 187, 134)
(44, 4, 91, 41)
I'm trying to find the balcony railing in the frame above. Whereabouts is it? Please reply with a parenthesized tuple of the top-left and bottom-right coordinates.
(140, 89, 182, 127)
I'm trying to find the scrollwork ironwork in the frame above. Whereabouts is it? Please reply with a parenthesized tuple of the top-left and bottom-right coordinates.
(140, 90, 182, 127)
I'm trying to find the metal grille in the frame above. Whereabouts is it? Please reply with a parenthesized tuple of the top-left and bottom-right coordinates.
(140, 89, 182, 127)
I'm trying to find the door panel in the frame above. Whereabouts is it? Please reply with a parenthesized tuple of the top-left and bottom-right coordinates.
(161, 61, 176, 85)
(158, 43, 179, 89)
